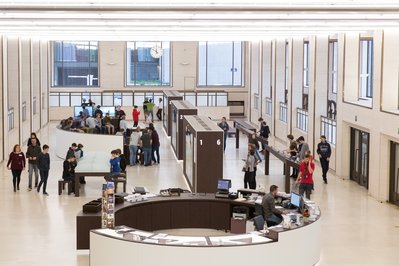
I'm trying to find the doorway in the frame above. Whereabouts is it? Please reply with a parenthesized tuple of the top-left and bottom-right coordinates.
(350, 128, 369, 189)
(389, 141, 399, 206)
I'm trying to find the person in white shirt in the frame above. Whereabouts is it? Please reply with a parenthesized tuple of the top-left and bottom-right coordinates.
(86, 116, 96, 129)
(119, 115, 128, 131)
(129, 127, 142, 166)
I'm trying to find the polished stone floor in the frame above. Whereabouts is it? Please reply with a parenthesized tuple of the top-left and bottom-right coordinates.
(0, 121, 398, 265)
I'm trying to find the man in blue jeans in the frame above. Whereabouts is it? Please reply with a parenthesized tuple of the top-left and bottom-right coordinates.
(261, 185, 288, 225)
(140, 129, 152, 166)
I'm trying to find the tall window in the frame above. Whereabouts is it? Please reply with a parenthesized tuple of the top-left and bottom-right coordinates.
(359, 39, 373, 99)
(328, 41, 338, 94)
(328, 40, 338, 120)
(53, 41, 98, 87)
(302, 41, 309, 110)
(126, 42, 171, 86)
(284, 41, 289, 103)
(198, 41, 243, 86)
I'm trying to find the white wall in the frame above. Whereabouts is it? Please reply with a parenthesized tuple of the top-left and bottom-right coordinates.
(1, 36, 50, 159)
(248, 30, 399, 202)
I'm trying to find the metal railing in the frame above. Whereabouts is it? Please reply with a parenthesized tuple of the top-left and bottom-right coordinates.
(279, 102, 287, 123)
(321, 116, 337, 145)
(296, 108, 309, 132)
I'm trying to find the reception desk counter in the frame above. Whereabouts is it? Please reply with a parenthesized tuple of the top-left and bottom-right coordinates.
(77, 194, 320, 258)
(88, 194, 321, 266)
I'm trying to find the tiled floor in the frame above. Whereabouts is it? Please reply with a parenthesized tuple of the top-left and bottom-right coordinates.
(1, 121, 399, 265)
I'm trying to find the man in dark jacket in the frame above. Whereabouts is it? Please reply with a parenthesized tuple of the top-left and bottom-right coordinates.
(37, 145, 50, 195)
(63, 156, 77, 193)
(218, 117, 229, 152)
(317, 135, 332, 184)
(26, 138, 42, 190)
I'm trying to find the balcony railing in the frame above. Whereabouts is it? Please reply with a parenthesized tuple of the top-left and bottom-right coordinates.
(296, 108, 309, 132)
(279, 102, 287, 123)
(49, 91, 228, 108)
(321, 116, 337, 145)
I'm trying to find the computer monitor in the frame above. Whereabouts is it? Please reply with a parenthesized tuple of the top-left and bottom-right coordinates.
(217, 179, 231, 191)
(290, 192, 301, 208)
(101, 106, 116, 117)
(74, 106, 93, 117)
(253, 215, 265, 231)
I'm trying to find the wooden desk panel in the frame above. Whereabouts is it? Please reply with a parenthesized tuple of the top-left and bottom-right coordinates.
(151, 203, 172, 230)
(170, 201, 190, 229)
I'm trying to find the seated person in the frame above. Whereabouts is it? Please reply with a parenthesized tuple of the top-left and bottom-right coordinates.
(94, 113, 103, 133)
(62, 155, 77, 194)
(102, 113, 115, 134)
(105, 150, 121, 181)
(261, 185, 288, 226)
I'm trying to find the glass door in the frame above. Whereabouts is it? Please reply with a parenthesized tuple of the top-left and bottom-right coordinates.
(389, 142, 399, 206)
(350, 128, 369, 189)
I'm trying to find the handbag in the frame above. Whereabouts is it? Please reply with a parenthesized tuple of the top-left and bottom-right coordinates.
(242, 165, 247, 172)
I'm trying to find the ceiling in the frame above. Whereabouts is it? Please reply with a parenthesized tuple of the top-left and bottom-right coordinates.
(1, 0, 399, 40)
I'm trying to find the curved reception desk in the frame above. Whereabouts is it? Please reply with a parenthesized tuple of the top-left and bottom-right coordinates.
(77, 194, 321, 266)
(55, 126, 123, 159)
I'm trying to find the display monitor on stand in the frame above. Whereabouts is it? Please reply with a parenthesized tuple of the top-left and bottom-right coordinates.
(215, 179, 231, 198)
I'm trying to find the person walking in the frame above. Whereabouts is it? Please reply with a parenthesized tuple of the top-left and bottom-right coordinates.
(7, 144, 26, 192)
(132, 105, 140, 127)
(243, 149, 257, 189)
(26, 138, 41, 190)
(129, 127, 141, 166)
(317, 135, 332, 184)
(296, 153, 315, 199)
(37, 145, 50, 196)
(156, 98, 163, 121)
(218, 117, 229, 152)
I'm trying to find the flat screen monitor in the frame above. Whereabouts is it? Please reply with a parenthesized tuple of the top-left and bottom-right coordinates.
(217, 179, 231, 191)
(253, 215, 265, 231)
(74, 106, 93, 117)
(290, 192, 301, 208)
(100, 106, 116, 117)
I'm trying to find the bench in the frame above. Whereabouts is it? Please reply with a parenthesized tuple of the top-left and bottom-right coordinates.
(104, 173, 127, 193)
(58, 179, 73, 195)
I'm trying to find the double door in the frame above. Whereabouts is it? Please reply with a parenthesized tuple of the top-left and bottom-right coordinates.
(389, 142, 399, 206)
(350, 128, 369, 189)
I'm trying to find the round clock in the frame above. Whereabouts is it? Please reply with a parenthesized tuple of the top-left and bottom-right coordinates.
(150, 46, 163, 58)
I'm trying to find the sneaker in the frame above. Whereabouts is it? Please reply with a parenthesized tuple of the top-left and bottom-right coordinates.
(37, 188, 40, 193)
(323, 178, 328, 184)
(43, 192, 49, 196)
(28, 187, 32, 191)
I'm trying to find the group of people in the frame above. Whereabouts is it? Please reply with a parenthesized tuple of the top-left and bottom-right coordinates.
(127, 123, 160, 167)
(285, 134, 332, 199)
(142, 98, 163, 124)
(7, 133, 51, 195)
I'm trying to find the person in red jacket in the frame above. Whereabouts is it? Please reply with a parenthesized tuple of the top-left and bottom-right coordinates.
(7, 144, 26, 192)
(132, 105, 140, 127)
(296, 153, 315, 199)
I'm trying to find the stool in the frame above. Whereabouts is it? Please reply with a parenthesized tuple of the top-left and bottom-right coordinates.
(113, 173, 126, 193)
(58, 179, 72, 195)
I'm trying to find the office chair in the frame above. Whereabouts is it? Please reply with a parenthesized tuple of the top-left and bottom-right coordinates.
(255, 203, 280, 227)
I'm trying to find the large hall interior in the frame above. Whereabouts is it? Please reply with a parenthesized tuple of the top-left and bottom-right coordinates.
(0, 1, 399, 265)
